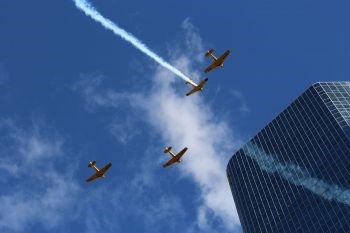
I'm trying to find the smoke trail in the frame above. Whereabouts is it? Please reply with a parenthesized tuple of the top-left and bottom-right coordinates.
(243, 142, 350, 206)
(73, 0, 191, 82)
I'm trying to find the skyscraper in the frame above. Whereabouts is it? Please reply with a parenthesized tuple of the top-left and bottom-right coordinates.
(227, 82, 350, 233)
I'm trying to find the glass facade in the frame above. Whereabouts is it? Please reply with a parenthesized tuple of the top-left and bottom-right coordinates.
(227, 82, 350, 233)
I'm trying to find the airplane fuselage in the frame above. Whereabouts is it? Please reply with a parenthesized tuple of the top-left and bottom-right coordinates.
(92, 165, 100, 172)
(185, 78, 209, 96)
(163, 147, 187, 167)
(167, 150, 181, 163)
(168, 151, 176, 158)
(204, 49, 230, 73)
(210, 54, 225, 67)
(86, 161, 112, 182)
(168, 150, 181, 162)
(91, 165, 106, 178)
(209, 54, 218, 61)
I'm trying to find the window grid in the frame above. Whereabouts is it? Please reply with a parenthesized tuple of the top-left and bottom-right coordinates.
(227, 82, 350, 233)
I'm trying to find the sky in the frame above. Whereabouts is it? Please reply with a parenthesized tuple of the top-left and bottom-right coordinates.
(1, 0, 350, 232)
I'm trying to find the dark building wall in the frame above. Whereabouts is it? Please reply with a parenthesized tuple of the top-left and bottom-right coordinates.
(227, 82, 350, 233)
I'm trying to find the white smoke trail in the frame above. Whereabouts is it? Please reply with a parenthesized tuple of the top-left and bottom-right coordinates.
(73, 0, 191, 83)
(243, 142, 350, 206)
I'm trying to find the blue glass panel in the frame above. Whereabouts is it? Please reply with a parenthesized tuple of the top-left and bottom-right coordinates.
(227, 82, 350, 233)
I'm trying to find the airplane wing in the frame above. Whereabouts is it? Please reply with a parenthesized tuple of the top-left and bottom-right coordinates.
(175, 147, 188, 159)
(99, 162, 112, 174)
(204, 63, 217, 73)
(86, 162, 112, 182)
(163, 147, 188, 168)
(218, 50, 230, 61)
(86, 172, 100, 182)
(163, 156, 178, 168)
(204, 50, 230, 73)
(186, 87, 200, 96)
(186, 78, 209, 96)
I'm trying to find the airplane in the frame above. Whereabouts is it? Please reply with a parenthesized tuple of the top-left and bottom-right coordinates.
(86, 161, 112, 182)
(204, 49, 231, 73)
(163, 146, 188, 168)
(185, 78, 209, 96)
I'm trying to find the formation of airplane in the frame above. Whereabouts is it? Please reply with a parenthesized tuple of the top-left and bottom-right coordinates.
(186, 78, 209, 96)
(163, 146, 188, 168)
(183, 48, 230, 96)
(86, 48, 229, 181)
(204, 49, 231, 73)
(86, 161, 112, 182)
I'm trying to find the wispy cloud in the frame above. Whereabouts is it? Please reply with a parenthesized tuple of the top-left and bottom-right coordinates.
(181, 18, 205, 63)
(0, 119, 80, 233)
(73, 74, 140, 110)
(109, 117, 142, 144)
(230, 90, 250, 114)
(75, 19, 242, 232)
(10, 123, 63, 162)
(137, 66, 241, 232)
(82, 187, 123, 233)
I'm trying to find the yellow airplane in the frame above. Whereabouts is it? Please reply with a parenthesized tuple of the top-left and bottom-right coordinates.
(163, 146, 188, 168)
(185, 78, 209, 96)
(86, 161, 112, 182)
(204, 49, 231, 73)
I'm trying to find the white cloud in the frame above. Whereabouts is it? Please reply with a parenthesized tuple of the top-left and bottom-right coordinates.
(109, 117, 142, 144)
(231, 90, 250, 114)
(73, 73, 141, 110)
(0, 175, 79, 232)
(181, 18, 205, 63)
(136, 66, 241, 231)
(82, 187, 123, 233)
(12, 127, 63, 162)
(74, 19, 242, 232)
(0, 120, 80, 233)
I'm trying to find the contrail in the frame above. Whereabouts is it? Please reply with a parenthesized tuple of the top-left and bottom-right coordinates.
(73, 0, 191, 82)
(243, 142, 350, 206)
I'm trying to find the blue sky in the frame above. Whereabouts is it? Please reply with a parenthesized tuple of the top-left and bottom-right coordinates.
(1, 0, 350, 232)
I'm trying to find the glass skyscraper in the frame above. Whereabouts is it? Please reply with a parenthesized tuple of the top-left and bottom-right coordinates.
(227, 82, 350, 233)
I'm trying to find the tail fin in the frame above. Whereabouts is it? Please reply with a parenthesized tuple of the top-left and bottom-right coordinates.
(164, 146, 172, 153)
(88, 161, 96, 167)
(186, 79, 195, 87)
(205, 49, 214, 57)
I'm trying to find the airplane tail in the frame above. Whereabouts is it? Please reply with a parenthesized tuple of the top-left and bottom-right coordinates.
(185, 78, 194, 86)
(164, 146, 172, 154)
(205, 49, 214, 57)
(88, 161, 96, 167)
